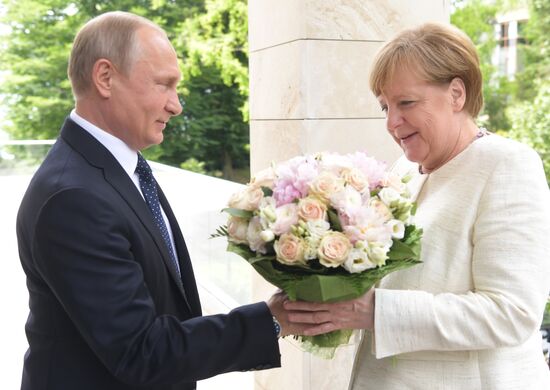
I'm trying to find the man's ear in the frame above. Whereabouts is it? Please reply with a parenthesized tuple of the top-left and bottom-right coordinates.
(449, 77, 466, 112)
(92, 59, 115, 98)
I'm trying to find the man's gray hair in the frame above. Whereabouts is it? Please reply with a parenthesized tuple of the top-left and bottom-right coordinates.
(68, 11, 165, 98)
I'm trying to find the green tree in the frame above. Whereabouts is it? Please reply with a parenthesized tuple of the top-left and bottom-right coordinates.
(148, 0, 250, 181)
(508, 80, 550, 182)
(0, 0, 202, 139)
(514, 0, 550, 100)
(451, 0, 516, 133)
(507, 0, 550, 183)
(452, 0, 550, 183)
(1, 0, 251, 182)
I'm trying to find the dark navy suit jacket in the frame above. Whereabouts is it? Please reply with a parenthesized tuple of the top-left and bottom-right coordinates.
(17, 118, 280, 390)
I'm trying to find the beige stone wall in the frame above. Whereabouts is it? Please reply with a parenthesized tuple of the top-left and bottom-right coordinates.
(248, 1, 450, 389)
(249, 0, 450, 174)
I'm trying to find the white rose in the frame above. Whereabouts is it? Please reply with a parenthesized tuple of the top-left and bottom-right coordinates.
(387, 219, 405, 239)
(343, 247, 377, 273)
(305, 220, 331, 241)
(227, 216, 249, 245)
(303, 220, 330, 260)
(330, 186, 362, 213)
(260, 230, 275, 242)
(378, 187, 401, 206)
(246, 217, 267, 254)
(258, 197, 277, 228)
(366, 242, 390, 266)
(271, 203, 299, 235)
(319, 153, 353, 173)
(304, 236, 320, 260)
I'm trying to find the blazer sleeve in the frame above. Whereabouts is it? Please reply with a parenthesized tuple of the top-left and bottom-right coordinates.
(373, 145, 550, 358)
(32, 187, 280, 386)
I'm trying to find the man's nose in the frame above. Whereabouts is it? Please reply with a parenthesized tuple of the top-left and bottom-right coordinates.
(167, 90, 183, 116)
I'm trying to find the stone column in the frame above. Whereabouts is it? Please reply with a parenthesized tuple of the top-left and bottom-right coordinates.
(248, 1, 450, 389)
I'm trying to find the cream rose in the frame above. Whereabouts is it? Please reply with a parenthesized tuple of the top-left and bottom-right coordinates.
(227, 216, 249, 245)
(308, 171, 344, 202)
(341, 167, 369, 193)
(274, 233, 306, 265)
(317, 231, 352, 268)
(249, 166, 276, 189)
(369, 198, 393, 222)
(297, 197, 327, 221)
(228, 186, 264, 211)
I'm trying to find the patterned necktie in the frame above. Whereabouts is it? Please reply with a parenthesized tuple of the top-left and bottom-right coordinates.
(135, 154, 181, 276)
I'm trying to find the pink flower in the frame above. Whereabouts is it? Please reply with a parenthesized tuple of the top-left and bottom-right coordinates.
(342, 207, 392, 245)
(273, 156, 318, 206)
(349, 152, 387, 190)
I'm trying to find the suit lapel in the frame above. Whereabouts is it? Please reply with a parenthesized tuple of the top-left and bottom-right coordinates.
(60, 118, 192, 311)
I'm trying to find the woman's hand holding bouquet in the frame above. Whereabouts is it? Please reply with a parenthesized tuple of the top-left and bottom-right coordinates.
(213, 152, 422, 358)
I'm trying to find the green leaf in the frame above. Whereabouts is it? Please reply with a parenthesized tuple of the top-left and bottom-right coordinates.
(327, 208, 343, 232)
(221, 207, 253, 219)
(261, 186, 273, 197)
(387, 239, 416, 260)
(209, 225, 228, 239)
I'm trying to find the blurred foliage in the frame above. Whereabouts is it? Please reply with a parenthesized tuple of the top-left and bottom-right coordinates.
(179, 157, 207, 174)
(452, 0, 550, 183)
(451, 0, 513, 133)
(508, 80, 550, 182)
(148, 0, 250, 181)
(544, 298, 550, 327)
(0, 0, 250, 182)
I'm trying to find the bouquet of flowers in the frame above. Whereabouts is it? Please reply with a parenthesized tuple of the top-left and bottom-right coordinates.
(213, 151, 422, 358)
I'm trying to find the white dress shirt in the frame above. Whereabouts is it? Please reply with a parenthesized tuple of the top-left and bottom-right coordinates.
(69, 110, 179, 262)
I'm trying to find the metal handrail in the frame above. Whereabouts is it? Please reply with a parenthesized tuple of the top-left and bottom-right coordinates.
(0, 140, 55, 146)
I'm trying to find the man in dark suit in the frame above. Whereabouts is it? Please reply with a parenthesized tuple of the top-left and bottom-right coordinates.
(17, 11, 302, 390)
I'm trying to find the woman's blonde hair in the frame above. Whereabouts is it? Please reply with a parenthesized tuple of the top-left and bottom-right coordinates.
(369, 22, 483, 117)
(68, 11, 164, 98)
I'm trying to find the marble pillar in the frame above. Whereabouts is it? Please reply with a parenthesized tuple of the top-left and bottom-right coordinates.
(248, 1, 450, 389)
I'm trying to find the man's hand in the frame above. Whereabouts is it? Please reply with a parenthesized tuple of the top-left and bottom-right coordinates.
(282, 288, 375, 336)
(267, 291, 320, 337)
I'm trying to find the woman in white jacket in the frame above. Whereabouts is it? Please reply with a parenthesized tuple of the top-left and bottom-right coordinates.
(285, 22, 550, 390)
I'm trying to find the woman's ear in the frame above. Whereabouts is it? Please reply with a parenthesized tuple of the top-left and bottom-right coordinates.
(449, 77, 466, 112)
(92, 59, 114, 98)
